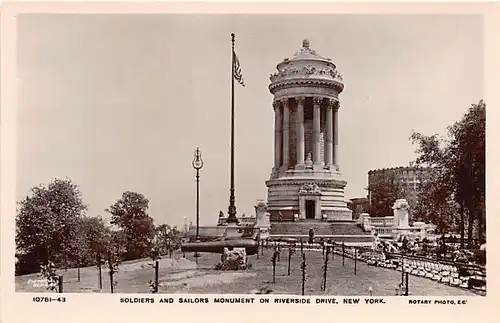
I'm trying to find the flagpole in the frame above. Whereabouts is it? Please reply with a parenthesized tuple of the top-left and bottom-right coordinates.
(227, 33, 237, 223)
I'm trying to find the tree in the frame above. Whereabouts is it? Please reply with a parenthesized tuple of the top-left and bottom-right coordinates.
(72, 215, 112, 288)
(16, 178, 87, 273)
(156, 224, 183, 257)
(413, 173, 458, 233)
(449, 100, 485, 246)
(354, 204, 365, 219)
(410, 100, 485, 248)
(368, 172, 407, 217)
(410, 131, 462, 237)
(68, 218, 88, 280)
(105, 230, 127, 293)
(106, 191, 156, 260)
(77, 215, 111, 265)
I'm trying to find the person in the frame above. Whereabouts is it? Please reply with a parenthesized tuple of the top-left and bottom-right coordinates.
(308, 228, 315, 244)
(372, 233, 381, 251)
(273, 246, 280, 263)
(438, 239, 447, 259)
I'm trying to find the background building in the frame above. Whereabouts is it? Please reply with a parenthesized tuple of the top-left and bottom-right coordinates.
(367, 163, 432, 217)
(348, 197, 369, 219)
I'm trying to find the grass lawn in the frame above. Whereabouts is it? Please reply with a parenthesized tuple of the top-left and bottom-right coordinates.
(16, 249, 478, 296)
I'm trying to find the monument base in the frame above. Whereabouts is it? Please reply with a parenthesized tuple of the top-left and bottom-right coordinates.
(266, 173, 352, 222)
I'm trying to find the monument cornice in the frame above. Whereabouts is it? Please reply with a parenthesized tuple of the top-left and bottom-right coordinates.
(269, 64, 343, 83)
(265, 178, 348, 188)
(269, 79, 344, 94)
(274, 96, 339, 105)
(271, 85, 342, 102)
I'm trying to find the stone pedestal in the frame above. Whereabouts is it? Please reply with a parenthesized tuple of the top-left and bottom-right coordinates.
(224, 222, 243, 239)
(392, 199, 413, 240)
(393, 199, 410, 229)
(266, 175, 352, 221)
(359, 213, 371, 232)
(254, 200, 271, 239)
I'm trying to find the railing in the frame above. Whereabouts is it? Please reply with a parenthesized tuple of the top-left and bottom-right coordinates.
(373, 227, 393, 235)
(262, 239, 486, 295)
(369, 216, 394, 227)
(270, 222, 371, 236)
(217, 217, 257, 226)
(187, 226, 259, 241)
(370, 226, 429, 239)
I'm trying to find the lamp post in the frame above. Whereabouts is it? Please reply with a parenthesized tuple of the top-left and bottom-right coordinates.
(192, 147, 204, 242)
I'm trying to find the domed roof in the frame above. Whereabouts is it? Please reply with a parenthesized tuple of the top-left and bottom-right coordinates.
(288, 39, 333, 64)
(269, 39, 344, 96)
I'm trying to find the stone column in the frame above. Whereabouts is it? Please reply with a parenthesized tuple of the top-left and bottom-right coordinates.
(299, 196, 306, 220)
(312, 97, 322, 167)
(333, 102, 339, 168)
(325, 100, 334, 168)
(315, 197, 322, 220)
(282, 98, 290, 168)
(273, 101, 281, 171)
(295, 96, 305, 169)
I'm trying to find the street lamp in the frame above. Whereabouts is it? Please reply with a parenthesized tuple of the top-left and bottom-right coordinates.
(192, 147, 204, 242)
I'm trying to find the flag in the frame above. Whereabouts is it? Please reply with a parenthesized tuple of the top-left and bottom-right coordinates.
(233, 50, 245, 87)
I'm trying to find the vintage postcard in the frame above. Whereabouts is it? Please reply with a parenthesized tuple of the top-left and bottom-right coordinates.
(1, 1, 499, 323)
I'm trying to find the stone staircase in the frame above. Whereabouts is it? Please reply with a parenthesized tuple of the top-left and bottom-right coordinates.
(269, 221, 373, 244)
(270, 221, 370, 236)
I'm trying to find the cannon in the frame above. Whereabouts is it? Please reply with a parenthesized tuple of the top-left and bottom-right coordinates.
(181, 238, 259, 255)
(270, 237, 298, 244)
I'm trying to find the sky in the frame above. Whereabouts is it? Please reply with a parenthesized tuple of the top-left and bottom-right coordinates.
(16, 14, 483, 227)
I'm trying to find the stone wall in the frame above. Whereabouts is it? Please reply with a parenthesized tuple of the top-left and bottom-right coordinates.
(267, 183, 300, 215)
(269, 210, 295, 221)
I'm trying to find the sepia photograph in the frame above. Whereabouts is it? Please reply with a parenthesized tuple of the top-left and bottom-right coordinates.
(10, 11, 487, 298)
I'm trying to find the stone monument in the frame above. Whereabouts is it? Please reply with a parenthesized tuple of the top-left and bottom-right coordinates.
(265, 39, 352, 222)
(393, 199, 410, 228)
(392, 199, 411, 239)
(254, 200, 271, 239)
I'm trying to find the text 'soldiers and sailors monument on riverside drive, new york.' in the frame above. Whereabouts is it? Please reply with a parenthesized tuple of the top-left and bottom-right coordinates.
(265, 39, 353, 223)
